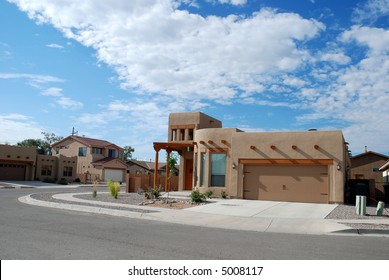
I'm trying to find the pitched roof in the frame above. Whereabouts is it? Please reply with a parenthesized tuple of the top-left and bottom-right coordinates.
(53, 135, 123, 150)
(379, 160, 389, 171)
(91, 157, 127, 167)
(127, 159, 165, 171)
(351, 151, 389, 160)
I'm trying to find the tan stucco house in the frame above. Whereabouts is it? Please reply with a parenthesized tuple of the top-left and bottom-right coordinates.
(350, 151, 389, 202)
(153, 112, 350, 204)
(0, 145, 36, 181)
(52, 136, 127, 183)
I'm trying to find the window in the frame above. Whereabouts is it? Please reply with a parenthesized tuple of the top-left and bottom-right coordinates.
(210, 153, 226, 187)
(108, 149, 116, 158)
(200, 153, 206, 186)
(78, 147, 87, 157)
(41, 165, 52, 176)
(63, 166, 73, 177)
(92, 147, 102, 155)
(118, 151, 123, 160)
(188, 129, 194, 140)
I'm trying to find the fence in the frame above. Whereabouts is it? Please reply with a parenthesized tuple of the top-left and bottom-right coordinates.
(126, 174, 178, 193)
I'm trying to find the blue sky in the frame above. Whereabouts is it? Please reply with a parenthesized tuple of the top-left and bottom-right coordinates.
(1, 0, 388, 160)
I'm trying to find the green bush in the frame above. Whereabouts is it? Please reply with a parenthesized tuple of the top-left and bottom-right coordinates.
(108, 179, 120, 199)
(221, 191, 228, 199)
(42, 177, 56, 184)
(205, 190, 213, 198)
(57, 178, 68, 185)
(147, 186, 161, 199)
(190, 189, 207, 203)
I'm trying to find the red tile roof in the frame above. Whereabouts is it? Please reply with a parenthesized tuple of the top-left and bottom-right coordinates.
(53, 135, 123, 150)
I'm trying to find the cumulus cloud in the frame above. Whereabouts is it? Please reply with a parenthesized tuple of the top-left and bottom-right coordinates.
(9, 0, 324, 104)
(352, 0, 389, 24)
(7, 0, 389, 155)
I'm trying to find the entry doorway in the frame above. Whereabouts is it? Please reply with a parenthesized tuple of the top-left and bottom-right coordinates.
(184, 159, 193, 190)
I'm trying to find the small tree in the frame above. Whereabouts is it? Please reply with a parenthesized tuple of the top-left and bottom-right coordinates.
(166, 152, 178, 198)
(123, 145, 135, 160)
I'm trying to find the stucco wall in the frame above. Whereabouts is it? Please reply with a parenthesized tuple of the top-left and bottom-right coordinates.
(193, 128, 347, 203)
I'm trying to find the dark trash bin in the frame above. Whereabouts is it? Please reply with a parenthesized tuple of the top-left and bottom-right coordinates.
(384, 184, 389, 204)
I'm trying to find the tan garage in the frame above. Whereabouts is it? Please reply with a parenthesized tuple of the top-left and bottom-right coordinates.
(243, 164, 330, 203)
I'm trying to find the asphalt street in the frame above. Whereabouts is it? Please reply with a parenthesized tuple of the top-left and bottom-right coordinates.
(1, 187, 389, 259)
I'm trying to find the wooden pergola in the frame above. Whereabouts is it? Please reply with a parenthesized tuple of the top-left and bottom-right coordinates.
(153, 141, 196, 191)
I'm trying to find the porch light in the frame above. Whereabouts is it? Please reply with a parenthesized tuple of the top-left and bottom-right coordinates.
(337, 164, 341, 171)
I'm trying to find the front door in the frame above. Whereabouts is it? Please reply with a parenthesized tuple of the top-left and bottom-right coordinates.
(184, 159, 193, 190)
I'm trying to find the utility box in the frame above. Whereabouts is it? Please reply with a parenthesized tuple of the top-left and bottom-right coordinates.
(376, 201, 385, 216)
(355, 195, 367, 216)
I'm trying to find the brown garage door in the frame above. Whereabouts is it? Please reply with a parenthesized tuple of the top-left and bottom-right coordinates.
(0, 163, 26, 180)
(243, 165, 329, 203)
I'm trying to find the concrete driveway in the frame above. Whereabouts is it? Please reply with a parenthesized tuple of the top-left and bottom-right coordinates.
(184, 198, 337, 219)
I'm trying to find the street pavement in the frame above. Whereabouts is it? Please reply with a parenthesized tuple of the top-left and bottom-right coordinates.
(4, 181, 389, 236)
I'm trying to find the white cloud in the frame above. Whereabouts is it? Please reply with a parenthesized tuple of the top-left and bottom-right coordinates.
(0, 72, 64, 84)
(320, 52, 351, 65)
(9, 1, 323, 104)
(46, 43, 64, 49)
(56, 97, 83, 109)
(0, 114, 43, 144)
(217, 0, 247, 5)
(40, 87, 63, 96)
(352, 0, 389, 24)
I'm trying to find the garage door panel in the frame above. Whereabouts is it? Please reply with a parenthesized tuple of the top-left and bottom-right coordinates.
(104, 169, 124, 182)
(244, 165, 329, 203)
(0, 163, 26, 180)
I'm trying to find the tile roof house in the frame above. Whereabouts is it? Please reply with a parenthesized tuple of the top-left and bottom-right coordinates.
(52, 135, 127, 183)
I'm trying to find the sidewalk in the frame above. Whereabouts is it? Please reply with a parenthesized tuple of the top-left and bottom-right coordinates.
(17, 189, 389, 237)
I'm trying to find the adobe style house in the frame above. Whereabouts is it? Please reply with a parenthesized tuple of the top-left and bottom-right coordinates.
(153, 112, 350, 204)
(0, 145, 37, 181)
(0, 144, 77, 182)
(350, 151, 389, 202)
(52, 136, 127, 183)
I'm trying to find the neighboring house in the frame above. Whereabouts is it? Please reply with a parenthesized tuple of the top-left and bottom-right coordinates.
(35, 154, 77, 182)
(380, 160, 389, 184)
(0, 144, 77, 182)
(52, 135, 127, 183)
(0, 145, 36, 181)
(379, 160, 389, 203)
(127, 159, 179, 175)
(350, 151, 389, 202)
(153, 112, 350, 204)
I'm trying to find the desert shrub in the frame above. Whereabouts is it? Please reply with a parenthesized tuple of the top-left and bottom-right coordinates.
(147, 186, 162, 199)
(57, 178, 68, 185)
(108, 179, 120, 199)
(205, 190, 213, 198)
(42, 177, 56, 183)
(190, 189, 206, 203)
